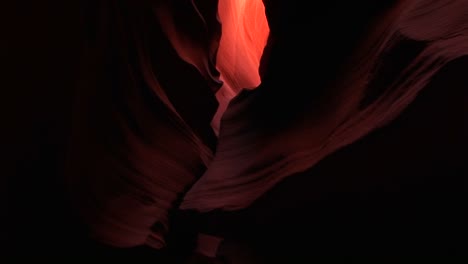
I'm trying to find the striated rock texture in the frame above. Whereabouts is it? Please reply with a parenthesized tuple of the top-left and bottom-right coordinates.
(66, 0, 468, 250)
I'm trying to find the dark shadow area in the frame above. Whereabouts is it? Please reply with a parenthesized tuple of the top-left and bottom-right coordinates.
(4, 1, 467, 262)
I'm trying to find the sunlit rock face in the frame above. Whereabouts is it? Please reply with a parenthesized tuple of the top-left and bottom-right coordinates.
(212, 0, 269, 133)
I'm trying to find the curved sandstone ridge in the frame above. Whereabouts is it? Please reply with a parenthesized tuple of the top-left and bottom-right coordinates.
(66, 0, 468, 249)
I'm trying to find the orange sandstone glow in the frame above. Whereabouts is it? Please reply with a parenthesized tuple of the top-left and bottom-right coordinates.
(212, 0, 270, 133)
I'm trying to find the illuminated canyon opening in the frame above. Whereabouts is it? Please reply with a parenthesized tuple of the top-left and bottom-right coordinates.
(212, 0, 270, 133)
